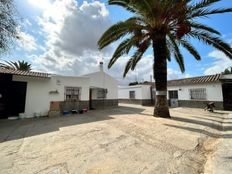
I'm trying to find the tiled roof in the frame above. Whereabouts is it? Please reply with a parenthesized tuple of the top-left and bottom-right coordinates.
(167, 74, 222, 86)
(143, 74, 222, 87)
(0, 68, 50, 78)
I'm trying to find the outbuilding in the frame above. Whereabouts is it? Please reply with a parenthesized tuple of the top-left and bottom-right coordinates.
(119, 74, 232, 110)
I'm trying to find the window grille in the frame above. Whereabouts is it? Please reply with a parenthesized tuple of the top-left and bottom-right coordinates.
(189, 88, 206, 100)
(97, 89, 107, 99)
(65, 87, 81, 101)
(129, 91, 135, 99)
(169, 90, 178, 99)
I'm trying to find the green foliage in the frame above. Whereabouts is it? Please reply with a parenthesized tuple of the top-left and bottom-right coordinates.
(0, 60, 32, 71)
(223, 67, 232, 75)
(0, 0, 18, 54)
(98, 0, 232, 77)
(129, 81, 139, 86)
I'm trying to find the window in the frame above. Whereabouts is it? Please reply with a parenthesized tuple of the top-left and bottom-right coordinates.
(97, 89, 107, 99)
(169, 90, 178, 99)
(189, 88, 206, 100)
(65, 87, 81, 101)
(129, 91, 135, 99)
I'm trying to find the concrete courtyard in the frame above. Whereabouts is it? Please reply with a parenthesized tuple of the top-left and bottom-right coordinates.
(0, 104, 231, 174)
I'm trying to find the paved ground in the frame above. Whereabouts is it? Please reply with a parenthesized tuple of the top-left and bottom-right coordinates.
(0, 104, 231, 174)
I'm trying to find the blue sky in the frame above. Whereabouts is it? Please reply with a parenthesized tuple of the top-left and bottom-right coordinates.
(2, 0, 232, 84)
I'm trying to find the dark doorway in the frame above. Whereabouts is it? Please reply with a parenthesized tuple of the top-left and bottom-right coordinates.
(89, 89, 92, 109)
(0, 74, 27, 118)
(222, 83, 232, 111)
(169, 90, 179, 108)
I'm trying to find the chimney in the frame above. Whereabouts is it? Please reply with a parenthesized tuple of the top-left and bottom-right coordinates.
(99, 61, 103, 72)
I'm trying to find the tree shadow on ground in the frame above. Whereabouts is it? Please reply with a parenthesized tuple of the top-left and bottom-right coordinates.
(0, 106, 145, 143)
(165, 114, 232, 139)
(225, 156, 232, 160)
(116, 105, 145, 115)
(192, 116, 232, 124)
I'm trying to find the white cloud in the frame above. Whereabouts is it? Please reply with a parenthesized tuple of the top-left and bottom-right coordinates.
(104, 55, 191, 85)
(204, 50, 232, 75)
(33, 0, 111, 74)
(16, 27, 37, 52)
(29, 0, 191, 85)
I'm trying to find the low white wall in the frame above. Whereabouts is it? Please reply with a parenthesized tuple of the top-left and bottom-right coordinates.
(118, 85, 151, 100)
(84, 71, 118, 100)
(221, 74, 232, 79)
(13, 75, 90, 117)
(142, 85, 152, 99)
(167, 83, 223, 101)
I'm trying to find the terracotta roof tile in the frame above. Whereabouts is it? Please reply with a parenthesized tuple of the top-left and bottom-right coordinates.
(0, 68, 50, 78)
(143, 74, 222, 87)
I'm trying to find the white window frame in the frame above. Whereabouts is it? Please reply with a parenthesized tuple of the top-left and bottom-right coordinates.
(189, 88, 206, 100)
(65, 87, 81, 101)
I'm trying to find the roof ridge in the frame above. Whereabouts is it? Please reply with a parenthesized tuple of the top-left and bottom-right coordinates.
(168, 73, 221, 82)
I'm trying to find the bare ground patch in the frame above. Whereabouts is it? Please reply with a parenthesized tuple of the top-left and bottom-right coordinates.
(0, 104, 230, 174)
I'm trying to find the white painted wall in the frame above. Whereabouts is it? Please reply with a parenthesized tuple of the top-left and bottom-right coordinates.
(166, 83, 223, 101)
(221, 74, 232, 79)
(13, 75, 90, 117)
(84, 71, 118, 99)
(142, 85, 152, 99)
(119, 82, 223, 102)
(118, 85, 151, 100)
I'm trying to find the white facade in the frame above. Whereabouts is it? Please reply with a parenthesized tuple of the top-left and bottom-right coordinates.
(13, 75, 90, 117)
(119, 82, 223, 102)
(118, 85, 151, 100)
(84, 67, 118, 100)
(167, 83, 223, 101)
(9, 63, 118, 117)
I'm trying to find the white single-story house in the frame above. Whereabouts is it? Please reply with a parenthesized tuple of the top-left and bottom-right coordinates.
(0, 62, 118, 118)
(119, 74, 232, 110)
(83, 62, 118, 109)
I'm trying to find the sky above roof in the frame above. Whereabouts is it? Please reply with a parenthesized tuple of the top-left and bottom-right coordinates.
(2, 0, 232, 85)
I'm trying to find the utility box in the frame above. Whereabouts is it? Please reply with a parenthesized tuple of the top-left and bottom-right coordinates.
(170, 99, 179, 108)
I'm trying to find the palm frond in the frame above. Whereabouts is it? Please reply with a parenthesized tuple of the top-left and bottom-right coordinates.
(123, 58, 133, 77)
(190, 22, 221, 35)
(123, 39, 150, 77)
(190, 8, 232, 18)
(180, 40, 201, 61)
(108, 37, 136, 68)
(189, 31, 232, 59)
(98, 18, 144, 49)
(169, 35, 185, 72)
(189, 0, 221, 11)
(0, 60, 31, 71)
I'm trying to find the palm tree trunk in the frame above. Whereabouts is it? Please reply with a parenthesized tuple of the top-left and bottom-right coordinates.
(153, 34, 171, 118)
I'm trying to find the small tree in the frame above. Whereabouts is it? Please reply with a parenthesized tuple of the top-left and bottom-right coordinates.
(129, 81, 139, 86)
(223, 67, 232, 74)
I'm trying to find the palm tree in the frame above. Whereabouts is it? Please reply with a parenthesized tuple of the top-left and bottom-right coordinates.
(98, 0, 232, 118)
(0, 60, 31, 71)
